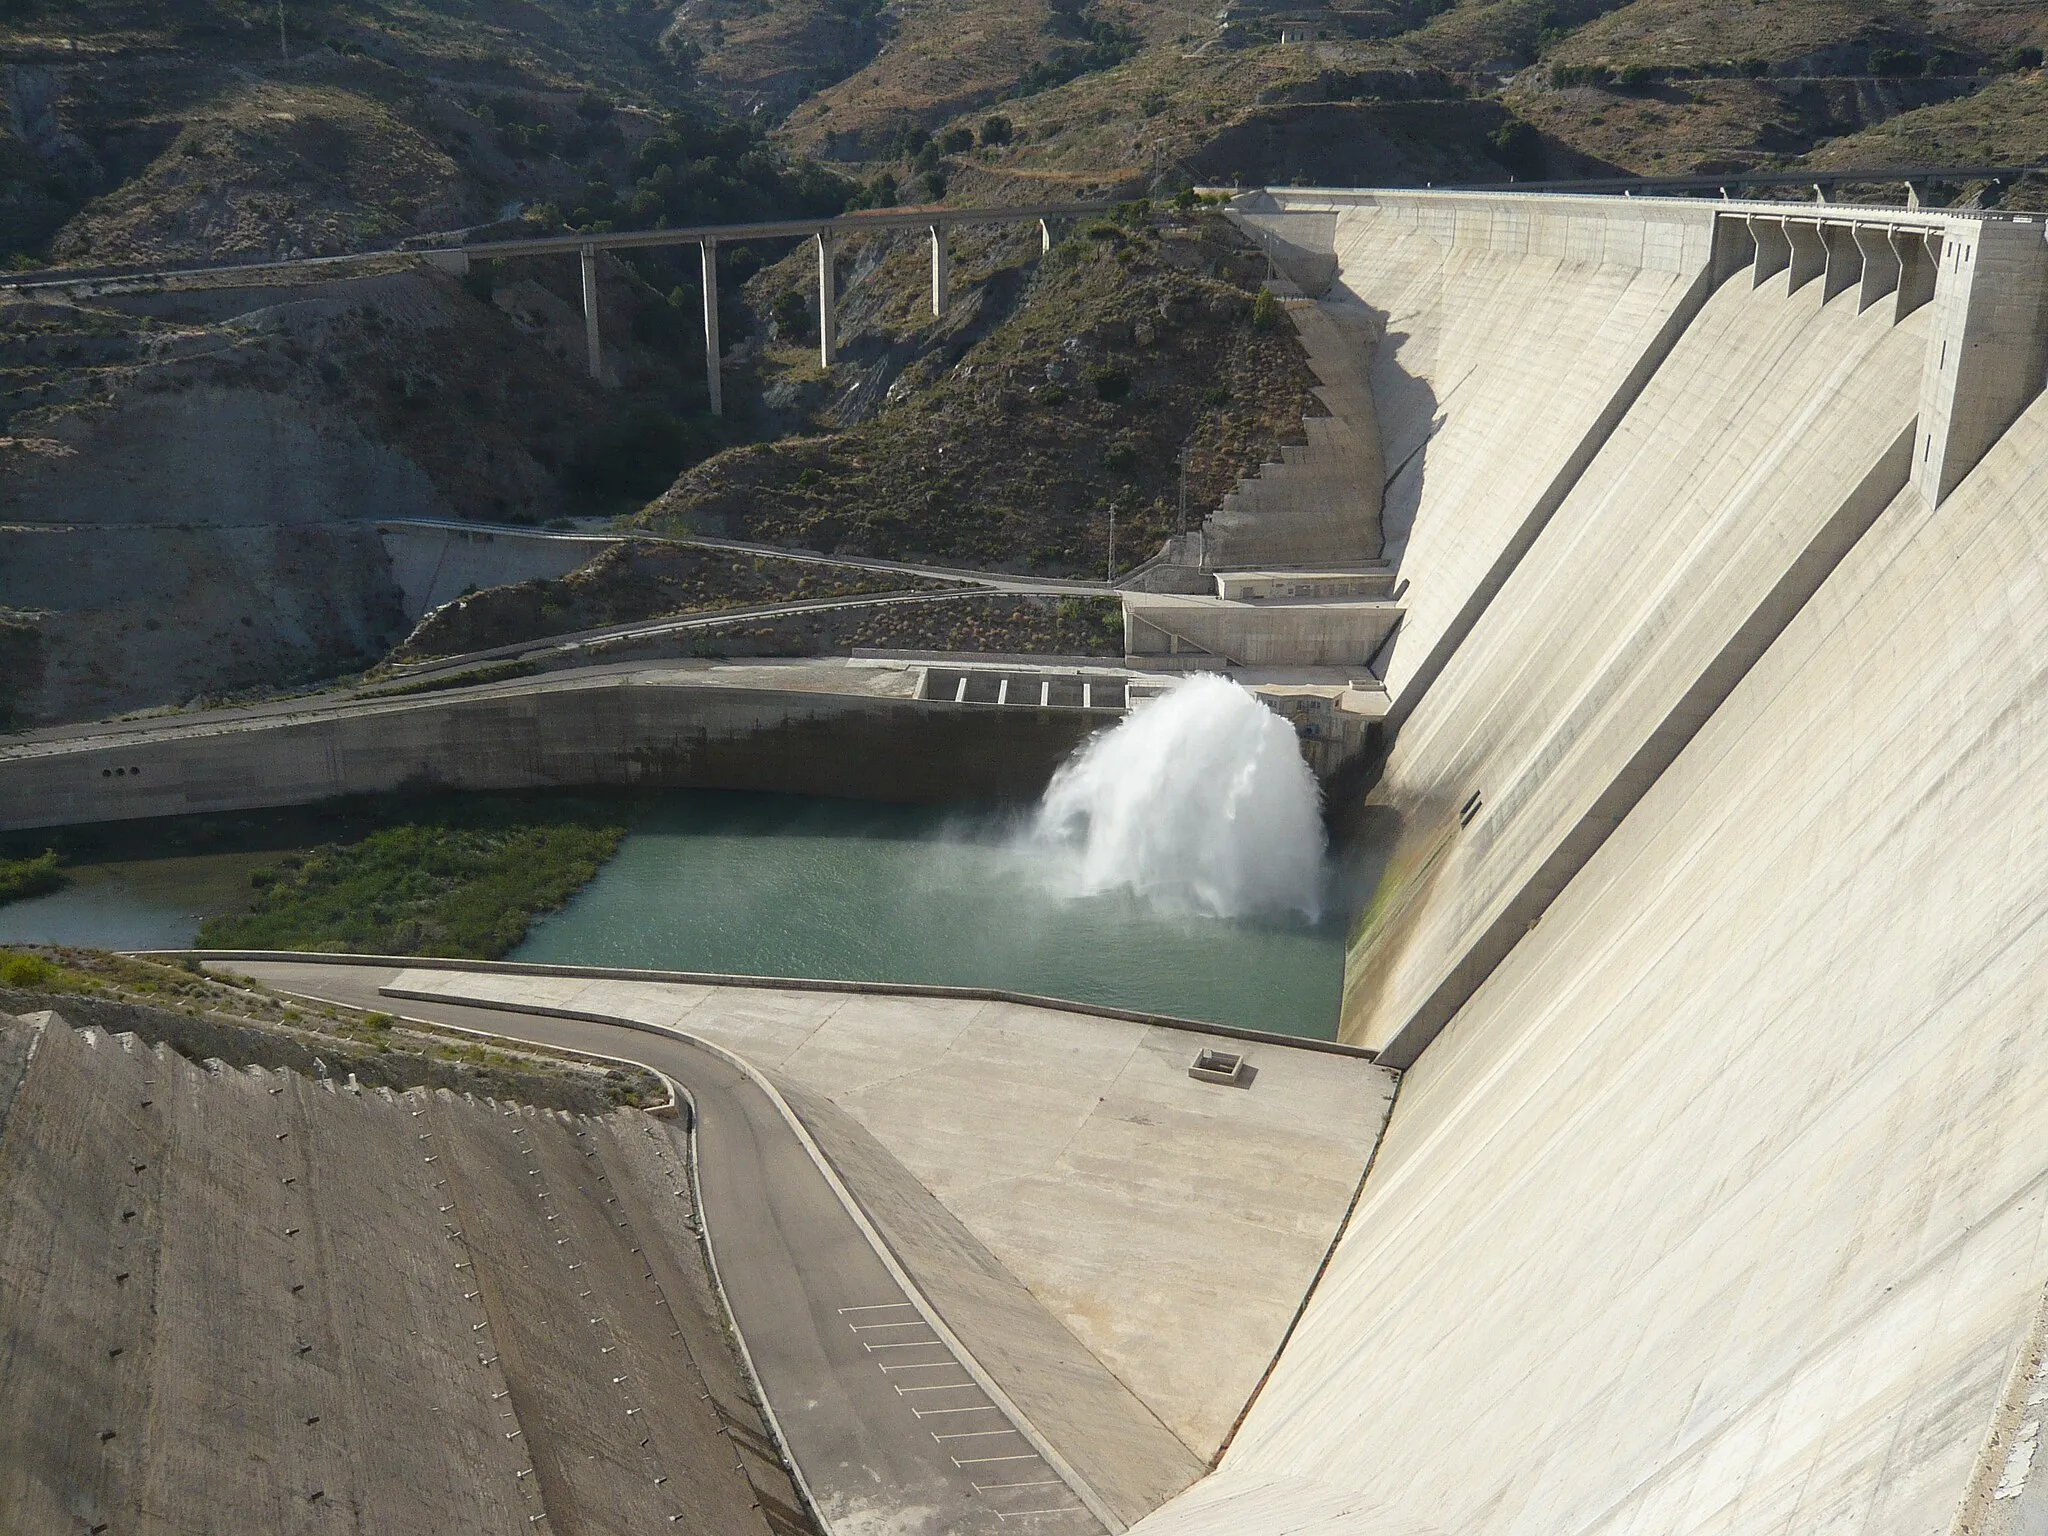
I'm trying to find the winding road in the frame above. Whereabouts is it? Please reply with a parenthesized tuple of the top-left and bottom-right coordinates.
(217, 956, 1116, 1536)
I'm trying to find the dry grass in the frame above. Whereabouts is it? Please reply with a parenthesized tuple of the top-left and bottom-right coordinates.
(55, 79, 472, 266)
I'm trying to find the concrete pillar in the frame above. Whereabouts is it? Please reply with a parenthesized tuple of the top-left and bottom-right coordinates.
(1905, 181, 1923, 210)
(1854, 225, 1901, 312)
(1785, 220, 1826, 294)
(579, 244, 602, 382)
(1039, 218, 1053, 254)
(1709, 214, 1757, 288)
(1749, 218, 1791, 287)
(700, 237, 722, 418)
(1821, 222, 1864, 303)
(817, 231, 838, 368)
(930, 224, 950, 317)
(1892, 229, 1938, 321)
(1913, 219, 2048, 506)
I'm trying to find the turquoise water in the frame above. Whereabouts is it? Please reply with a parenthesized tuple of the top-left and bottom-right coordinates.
(0, 850, 273, 951)
(0, 791, 1349, 1039)
(514, 792, 1345, 1038)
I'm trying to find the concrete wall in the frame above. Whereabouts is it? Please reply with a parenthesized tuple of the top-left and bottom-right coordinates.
(1237, 192, 1722, 709)
(0, 665, 1101, 832)
(1132, 379, 2048, 1536)
(376, 522, 616, 622)
(1343, 240, 1935, 1057)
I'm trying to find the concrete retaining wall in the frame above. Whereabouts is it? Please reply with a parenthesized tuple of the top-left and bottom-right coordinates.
(0, 667, 1101, 832)
(376, 522, 616, 622)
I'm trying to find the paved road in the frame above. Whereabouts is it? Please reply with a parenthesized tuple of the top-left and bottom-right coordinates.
(221, 957, 1111, 1536)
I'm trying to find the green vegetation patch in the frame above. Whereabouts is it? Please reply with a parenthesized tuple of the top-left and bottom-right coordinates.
(199, 799, 629, 958)
(0, 852, 64, 908)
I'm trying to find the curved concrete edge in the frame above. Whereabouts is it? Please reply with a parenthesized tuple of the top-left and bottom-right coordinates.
(141, 950, 1373, 1059)
(248, 978, 835, 1535)
(671, 1074, 838, 1536)
(374, 982, 1132, 1535)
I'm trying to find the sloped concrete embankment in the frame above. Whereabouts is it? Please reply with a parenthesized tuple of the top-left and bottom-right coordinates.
(0, 1009, 795, 1534)
(1124, 361, 2048, 1536)
(1343, 240, 1933, 1058)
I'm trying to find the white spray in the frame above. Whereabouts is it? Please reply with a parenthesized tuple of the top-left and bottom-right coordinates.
(1032, 673, 1327, 922)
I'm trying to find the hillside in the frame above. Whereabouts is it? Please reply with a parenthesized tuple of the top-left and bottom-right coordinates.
(6, 0, 2048, 725)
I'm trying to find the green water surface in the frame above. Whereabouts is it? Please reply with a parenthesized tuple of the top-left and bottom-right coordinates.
(513, 792, 1344, 1038)
(0, 791, 1347, 1038)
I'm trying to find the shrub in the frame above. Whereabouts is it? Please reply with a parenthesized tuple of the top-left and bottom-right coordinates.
(1037, 382, 1068, 406)
(2004, 46, 2044, 71)
(1616, 63, 1654, 89)
(940, 126, 975, 153)
(0, 950, 60, 988)
(1549, 62, 1612, 88)
(1251, 288, 1281, 329)
(1868, 47, 1924, 77)
(1089, 365, 1130, 401)
(979, 115, 1014, 147)
(1102, 442, 1137, 471)
(922, 169, 948, 201)
(1739, 56, 1770, 77)
(770, 288, 811, 339)
(0, 851, 64, 906)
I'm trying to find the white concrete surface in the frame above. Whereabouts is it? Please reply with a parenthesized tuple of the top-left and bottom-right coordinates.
(380, 968, 1396, 1458)
(1126, 279, 2048, 1536)
(1123, 592, 1402, 667)
(1281, 194, 1720, 704)
(1346, 251, 1933, 1054)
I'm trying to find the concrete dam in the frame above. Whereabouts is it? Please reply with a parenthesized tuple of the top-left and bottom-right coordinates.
(1104, 191, 2048, 1533)
(16, 182, 2048, 1536)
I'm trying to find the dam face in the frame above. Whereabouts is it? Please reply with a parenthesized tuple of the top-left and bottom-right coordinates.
(1115, 192, 2048, 1533)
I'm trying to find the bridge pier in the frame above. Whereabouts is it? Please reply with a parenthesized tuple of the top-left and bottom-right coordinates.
(931, 224, 949, 316)
(817, 232, 838, 367)
(579, 244, 602, 381)
(701, 237, 722, 416)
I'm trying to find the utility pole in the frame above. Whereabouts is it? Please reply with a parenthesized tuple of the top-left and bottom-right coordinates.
(277, 0, 288, 60)
(1176, 444, 1190, 536)
(1106, 499, 1116, 586)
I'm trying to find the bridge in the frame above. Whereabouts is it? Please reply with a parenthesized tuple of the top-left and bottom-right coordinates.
(0, 199, 1114, 414)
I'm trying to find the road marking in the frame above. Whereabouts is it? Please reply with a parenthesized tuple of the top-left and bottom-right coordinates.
(912, 1404, 1003, 1417)
(973, 1480, 1065, 1492)
(995, 1507, 1087, 1521)
(877, 1361, 963, 1373)
(894, 1381, 979, 1393)
(849, 1320, 933, 1332)
(837, 1302, 918, 1314)
(952, 1454, 1039, 1466)
(863, 1338, 943, 1351)
(932, 1429, 1020, 1441)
